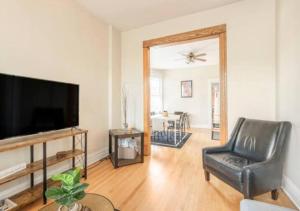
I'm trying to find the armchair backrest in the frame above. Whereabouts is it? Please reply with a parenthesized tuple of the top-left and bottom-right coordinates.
(232, 118, 291, 162)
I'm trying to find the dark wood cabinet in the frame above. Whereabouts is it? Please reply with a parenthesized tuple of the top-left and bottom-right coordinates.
(109, 129, 144, 168)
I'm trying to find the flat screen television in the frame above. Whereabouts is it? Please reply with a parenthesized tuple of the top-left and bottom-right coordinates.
(0, 73, 79, 140)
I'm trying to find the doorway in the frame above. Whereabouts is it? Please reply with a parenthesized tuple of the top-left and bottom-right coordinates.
(143, 24, 228, 155)
(210, 81, 220, 140)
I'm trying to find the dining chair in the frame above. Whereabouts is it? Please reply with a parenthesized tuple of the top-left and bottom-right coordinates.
(151, 118, 165, 140)
(167, 113, 186, 140)
(184, 113, 190, 129)
(168, 111, 183, 128)
(182, 113, 188, 132)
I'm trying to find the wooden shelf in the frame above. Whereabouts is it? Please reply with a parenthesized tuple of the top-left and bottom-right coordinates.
(0, 128, 88, 153)
(0, 149, 83, 186)
(9, 169, 84, 210)
(9, 180, 58, 211)
(0, 128, 88, 207)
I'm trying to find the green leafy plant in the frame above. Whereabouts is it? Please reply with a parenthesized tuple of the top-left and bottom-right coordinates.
(45, 167, 89, 208)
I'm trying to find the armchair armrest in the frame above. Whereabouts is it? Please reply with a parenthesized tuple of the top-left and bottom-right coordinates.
(242, 158, 282, 195)
(202, 145, 230, 154)
(202, 144, 231, 170)
(243, 158, 281, 179)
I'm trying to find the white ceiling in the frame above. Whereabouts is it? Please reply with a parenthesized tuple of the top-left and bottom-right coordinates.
(76, 0, 241, 31)
(150, 38, 219, 70)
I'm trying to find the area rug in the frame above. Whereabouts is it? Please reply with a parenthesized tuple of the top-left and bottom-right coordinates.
(151, 131, 192, 148)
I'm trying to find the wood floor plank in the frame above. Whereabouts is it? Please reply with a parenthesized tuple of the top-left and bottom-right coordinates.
(26, 128, 296, 211)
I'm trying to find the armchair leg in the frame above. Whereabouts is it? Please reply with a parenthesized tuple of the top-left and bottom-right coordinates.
(204, 170, 210, 181)
(271, 189, 279, 200)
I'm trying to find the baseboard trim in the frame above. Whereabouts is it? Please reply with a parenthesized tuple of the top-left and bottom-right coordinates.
(282, 175, 300, 209)
(0, 147, 109, 200)
(88, 147, 109, 165)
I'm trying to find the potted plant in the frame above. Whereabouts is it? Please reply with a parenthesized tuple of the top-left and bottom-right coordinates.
(45, 167, 89, 211)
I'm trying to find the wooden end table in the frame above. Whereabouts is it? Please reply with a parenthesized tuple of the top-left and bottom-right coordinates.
(109, 129, 144, 168)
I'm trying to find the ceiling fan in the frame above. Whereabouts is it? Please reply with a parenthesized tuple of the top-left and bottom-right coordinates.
(177, 49, 207, 64)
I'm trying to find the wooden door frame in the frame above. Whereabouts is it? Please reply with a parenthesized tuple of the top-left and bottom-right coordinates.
(143, 24, 228, 156)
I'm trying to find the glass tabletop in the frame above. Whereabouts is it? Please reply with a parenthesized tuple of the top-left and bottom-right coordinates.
(39, 193, 115, 211)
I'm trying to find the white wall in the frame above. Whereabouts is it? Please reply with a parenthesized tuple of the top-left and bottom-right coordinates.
(122, 0, 277, 132)
(109, 26, 122, 129)
(277, 0, 300, 207)
(162, 66, 219, 128)
(151, 68, 165, 78)
(0, 0, 121, 199)
(150, 68, 165, 112)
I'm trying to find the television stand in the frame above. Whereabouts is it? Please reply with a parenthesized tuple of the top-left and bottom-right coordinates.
(0, 128, 88, 210)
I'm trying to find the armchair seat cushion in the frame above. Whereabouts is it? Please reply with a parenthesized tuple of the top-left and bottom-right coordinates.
(204, 152, 256, 183)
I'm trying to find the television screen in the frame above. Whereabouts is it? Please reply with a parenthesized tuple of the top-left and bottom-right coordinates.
(0, 73, 79, 140)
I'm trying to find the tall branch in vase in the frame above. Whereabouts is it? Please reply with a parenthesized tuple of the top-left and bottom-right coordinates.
(122, 86, 128, 129)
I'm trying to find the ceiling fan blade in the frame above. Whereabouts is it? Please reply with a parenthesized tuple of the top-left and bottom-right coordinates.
(195, 58, 207, 62)
(195, 53, 207, 57)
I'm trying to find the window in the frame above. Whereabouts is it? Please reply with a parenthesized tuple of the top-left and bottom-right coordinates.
(150, 77, 163, 113)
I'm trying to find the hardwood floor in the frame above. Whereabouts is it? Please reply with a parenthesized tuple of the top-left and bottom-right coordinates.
(27, 128, 296, 211)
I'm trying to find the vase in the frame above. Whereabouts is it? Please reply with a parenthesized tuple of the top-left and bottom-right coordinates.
(58, 203, 82, 211)
(123, 122, 128, 129)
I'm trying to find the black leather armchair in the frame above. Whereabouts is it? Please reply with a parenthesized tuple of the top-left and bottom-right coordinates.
(202, 118, 292, 199)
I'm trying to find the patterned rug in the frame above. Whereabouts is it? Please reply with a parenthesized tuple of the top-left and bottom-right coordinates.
(151, 131, 192, 148)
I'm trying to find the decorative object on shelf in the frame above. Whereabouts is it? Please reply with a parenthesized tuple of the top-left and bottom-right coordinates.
(0, 198, 17, 211)
(121, 86, 128, 129)
(127, 127, 134, 133)
(161, 111, 168, 117)
(109, 129, 144, 168)
(56, 151, 70, 159)
(181, 80, 193, 98)
(45, 167, 89, 211)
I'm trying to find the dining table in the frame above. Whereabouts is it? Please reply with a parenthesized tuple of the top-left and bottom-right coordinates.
(151, 114, 185, 146)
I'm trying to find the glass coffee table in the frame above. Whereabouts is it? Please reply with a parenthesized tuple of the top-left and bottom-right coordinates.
(39, 193, 118, 211)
